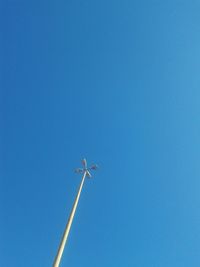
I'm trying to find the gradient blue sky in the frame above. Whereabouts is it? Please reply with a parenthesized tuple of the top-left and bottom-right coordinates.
(1, 1, 200, 266)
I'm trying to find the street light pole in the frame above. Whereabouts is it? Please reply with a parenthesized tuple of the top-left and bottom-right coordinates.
(53, 159, 98, 267)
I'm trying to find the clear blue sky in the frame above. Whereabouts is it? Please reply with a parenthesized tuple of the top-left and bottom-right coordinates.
(1, 1, 200, 266)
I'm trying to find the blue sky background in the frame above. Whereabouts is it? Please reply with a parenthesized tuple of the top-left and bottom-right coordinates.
(1, 1, 200, 266)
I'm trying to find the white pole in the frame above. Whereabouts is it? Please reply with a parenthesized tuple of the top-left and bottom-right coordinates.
(53, 171, 87, 267)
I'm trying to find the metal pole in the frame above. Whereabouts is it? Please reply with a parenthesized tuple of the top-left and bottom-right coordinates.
(53, 171, 87, 267)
